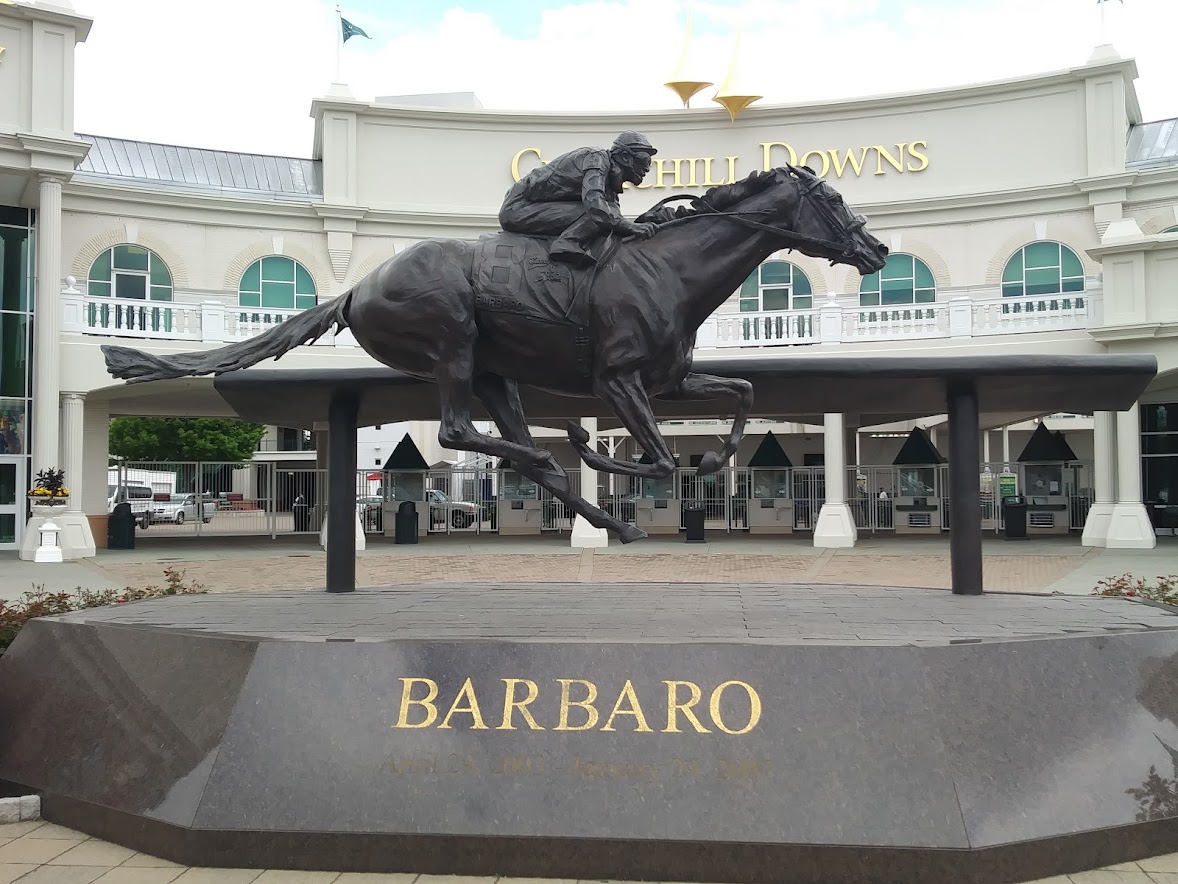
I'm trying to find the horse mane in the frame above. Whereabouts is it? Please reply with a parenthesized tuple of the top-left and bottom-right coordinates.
(637, 168, 782, 223)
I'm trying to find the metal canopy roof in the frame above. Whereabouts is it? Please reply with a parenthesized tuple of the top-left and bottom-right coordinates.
(211, 354, 1157, 431)
(74, 134, 322, 200)
(1127, 118, 1178, 170)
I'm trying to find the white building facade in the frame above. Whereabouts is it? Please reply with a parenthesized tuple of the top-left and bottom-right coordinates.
(2, 1, 1177, 554)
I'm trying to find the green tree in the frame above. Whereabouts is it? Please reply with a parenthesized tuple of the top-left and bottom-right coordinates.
(109, 417, 266, 463)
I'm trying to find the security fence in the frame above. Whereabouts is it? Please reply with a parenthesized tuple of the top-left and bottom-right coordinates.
(108, 460, 1093, 540)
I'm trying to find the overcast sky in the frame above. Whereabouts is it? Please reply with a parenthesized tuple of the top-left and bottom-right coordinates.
(68, 0, 1176, 158)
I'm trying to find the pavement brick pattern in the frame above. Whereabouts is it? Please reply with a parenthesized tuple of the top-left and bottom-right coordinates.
(3, 820, 1178, 883)
(89, 551, 1087, 595)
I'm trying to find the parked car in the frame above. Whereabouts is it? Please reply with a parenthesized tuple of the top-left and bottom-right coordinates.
(427, 489, 481, 529)
(107, 484, 154, 529)
(149, 494, 214, 525)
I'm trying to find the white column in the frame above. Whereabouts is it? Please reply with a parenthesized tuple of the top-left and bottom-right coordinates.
(31, 175, 63, 477)
(1082, 411, 1117, 548)
(61, 394, 84, 513)
(982, 430, 990, 465)
(1002, 426, 1011, 467)
(1106, 404, 1156, 549)
(81, 399, 111, 517)
(572, 416, 607, 548)
(53, 392, 95, 558)
(814, 412, 857, 548)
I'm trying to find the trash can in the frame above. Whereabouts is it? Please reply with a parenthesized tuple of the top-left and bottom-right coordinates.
(395, 501, 419, 544)
(107, 501, 136, 550)
(292, 500, 311, 532)
(683, 501, 706, 543)
(1002, 494, 1028, 540)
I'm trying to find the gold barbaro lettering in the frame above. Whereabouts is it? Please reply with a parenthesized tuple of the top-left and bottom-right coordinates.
(393, 677, 764, 734)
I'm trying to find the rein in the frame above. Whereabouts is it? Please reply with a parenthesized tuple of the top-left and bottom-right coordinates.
(633, 176, 865, 262)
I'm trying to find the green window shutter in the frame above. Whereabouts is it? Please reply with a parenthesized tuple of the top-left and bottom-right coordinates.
(1023, 241, 1058, 269)
(113, 244, 150, 272)
(1060, 246, 1083, 278)
(149, 256, 172, 287)
(759, 261, 791, 285)
(762, 287, 789, 311)
(89, 249, 112, 283)
(914, 259, 934, 289)
(261, 280, 294, 309)
(294, 263, 316, 295)
(240, 260, 261, 296)
(261, 256, 295, 283)
(881, 254, 912, 280)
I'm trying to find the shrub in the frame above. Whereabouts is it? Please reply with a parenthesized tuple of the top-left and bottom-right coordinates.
(0, 567, 206, 657)
(1093, 573, 1178, 607)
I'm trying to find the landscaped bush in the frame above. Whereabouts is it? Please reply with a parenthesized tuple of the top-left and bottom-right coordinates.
(1093, 574, 1178, 607)
(0, 567, 206, 657)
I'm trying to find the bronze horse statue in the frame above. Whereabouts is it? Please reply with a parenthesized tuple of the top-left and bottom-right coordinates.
(102, 164, 888, 543)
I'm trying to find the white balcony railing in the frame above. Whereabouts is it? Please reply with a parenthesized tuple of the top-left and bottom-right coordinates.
(62, 281, 1101, 352)
(698, 286, 1102, 349)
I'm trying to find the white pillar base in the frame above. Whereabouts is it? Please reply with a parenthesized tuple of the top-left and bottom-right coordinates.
(20, 511, 96, 561)
(1105, 503, 1157, 550)
(1080, 503, 1115, 548)
(813, 503, 858, 549)
(571, 515, 608, 549)
(319, 512, 366, 551)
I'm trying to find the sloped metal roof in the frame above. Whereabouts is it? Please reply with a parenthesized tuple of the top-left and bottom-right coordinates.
(74, 134, 322, 200)
(1127, 118, 1178, 170)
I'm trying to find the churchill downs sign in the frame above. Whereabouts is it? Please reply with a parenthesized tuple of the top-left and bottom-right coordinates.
(510, 140, 930, 187)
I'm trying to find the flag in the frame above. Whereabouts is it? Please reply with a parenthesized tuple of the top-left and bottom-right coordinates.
(341, 16, 369, 43)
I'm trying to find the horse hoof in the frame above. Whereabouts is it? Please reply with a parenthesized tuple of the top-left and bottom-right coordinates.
(696, 450, 724, 476)
(567, 420, 590, 446)
(618, 524, 648, 544)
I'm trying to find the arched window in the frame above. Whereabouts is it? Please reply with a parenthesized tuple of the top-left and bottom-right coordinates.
(738, 261, 813, 312)
(238, 256, 316, 310)
(1163, 226, 1178, 234)
(87, 245, 173, 301)
(1001, 242, 1085, 298)
(859, 254, 935, 306)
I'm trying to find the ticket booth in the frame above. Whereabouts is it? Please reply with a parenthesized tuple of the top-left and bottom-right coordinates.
(1017, 425, 1074, 535)
(746, 432, 794, 534)
(892, 428, 944, 534)
(379, 435, 430, 539)
(635, 473, 680, 534)
(497, 460, 542, 535)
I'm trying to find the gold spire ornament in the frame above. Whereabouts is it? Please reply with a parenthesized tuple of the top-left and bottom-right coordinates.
(664, 5, 711, 107)
(712, 24, 761, 122)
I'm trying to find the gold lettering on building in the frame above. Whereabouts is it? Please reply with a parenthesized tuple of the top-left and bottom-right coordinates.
(510, 141, 927, 186)
(393, 677, 763, 734)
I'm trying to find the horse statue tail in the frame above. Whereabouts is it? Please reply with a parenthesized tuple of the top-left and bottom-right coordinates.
(101, 291, 352, 383)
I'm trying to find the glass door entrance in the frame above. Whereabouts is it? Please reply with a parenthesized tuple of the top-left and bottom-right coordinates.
(0, 457, 24, 550)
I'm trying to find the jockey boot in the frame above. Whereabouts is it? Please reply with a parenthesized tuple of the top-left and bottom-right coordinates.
(548, 236, 597, 267)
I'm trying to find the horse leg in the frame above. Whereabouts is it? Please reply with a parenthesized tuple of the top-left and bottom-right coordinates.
(473, 373, 645, 543)
(663, 373, 754, 476)
(434, 334, 565, 478)
(567, 372, 678, 479)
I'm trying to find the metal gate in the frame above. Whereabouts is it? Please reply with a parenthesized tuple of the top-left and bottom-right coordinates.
(677, 467, 747, 531)
(424, 468, 494, 535)
(849, 466, 898, 533)
(791, 467, 824, 531)
(114, 461, 276, 537)
(540, 471, 580, 531)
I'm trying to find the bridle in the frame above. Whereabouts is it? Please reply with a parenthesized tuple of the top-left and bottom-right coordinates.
(638, 165, 867, 263)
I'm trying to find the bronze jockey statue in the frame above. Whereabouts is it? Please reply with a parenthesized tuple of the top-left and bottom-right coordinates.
(498, 131, 660, 266)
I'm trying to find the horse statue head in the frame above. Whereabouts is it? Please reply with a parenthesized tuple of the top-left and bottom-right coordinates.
(651, 163, 889, 277)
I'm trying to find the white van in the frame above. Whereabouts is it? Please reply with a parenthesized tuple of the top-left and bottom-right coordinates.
(107, 484, 154, 529)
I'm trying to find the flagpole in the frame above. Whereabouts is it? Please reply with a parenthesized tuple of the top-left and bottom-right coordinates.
(335, 2, 341, 81)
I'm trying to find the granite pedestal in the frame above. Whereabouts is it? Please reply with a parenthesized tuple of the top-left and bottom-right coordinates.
(3, 583, 1178, 883)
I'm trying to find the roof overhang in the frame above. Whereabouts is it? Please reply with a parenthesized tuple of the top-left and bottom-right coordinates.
(210, 354, 1158, 431)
